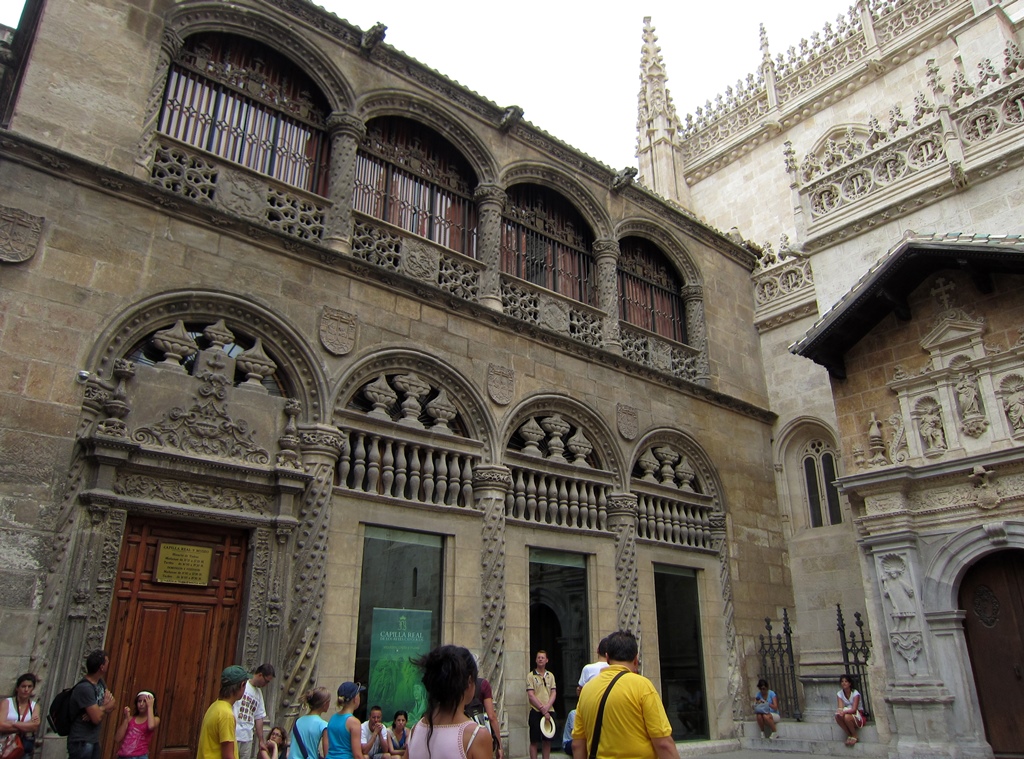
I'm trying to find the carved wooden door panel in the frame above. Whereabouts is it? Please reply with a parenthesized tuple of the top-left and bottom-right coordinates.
(103, 517, 248, 759)
(959, 549, 1024, 757)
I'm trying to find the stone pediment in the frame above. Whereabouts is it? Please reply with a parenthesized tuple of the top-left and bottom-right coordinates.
(920, 312, 986, 369)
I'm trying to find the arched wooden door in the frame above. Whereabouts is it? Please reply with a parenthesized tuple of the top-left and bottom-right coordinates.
(103, 517, 248, 759)
(959, 549, 1024, 757)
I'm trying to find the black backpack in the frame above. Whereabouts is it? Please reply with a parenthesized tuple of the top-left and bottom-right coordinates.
(47, 679, 88, 736)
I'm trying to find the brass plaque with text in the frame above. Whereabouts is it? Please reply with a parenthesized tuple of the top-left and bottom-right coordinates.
(154, 542, 214, 586)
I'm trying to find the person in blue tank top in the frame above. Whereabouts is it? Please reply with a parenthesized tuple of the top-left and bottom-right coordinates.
(290, 688, 331, 759)
(325, 682, 364, 759)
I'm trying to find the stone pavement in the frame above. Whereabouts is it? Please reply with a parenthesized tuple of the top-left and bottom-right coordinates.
(513, 738, 862, 758)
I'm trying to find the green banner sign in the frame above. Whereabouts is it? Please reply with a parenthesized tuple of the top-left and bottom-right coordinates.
(368, 608, 431, 725)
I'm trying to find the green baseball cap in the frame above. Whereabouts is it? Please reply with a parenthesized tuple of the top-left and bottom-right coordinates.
(221, 665, 251, 687)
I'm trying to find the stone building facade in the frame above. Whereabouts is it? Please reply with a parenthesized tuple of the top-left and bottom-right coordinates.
(639, 0, 1024, 756)
(0, 0, 789, 757)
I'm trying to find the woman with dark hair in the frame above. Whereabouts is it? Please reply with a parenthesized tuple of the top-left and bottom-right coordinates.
(752, 679, 779, 739)
(114, 692, 160, 759)
(406, 646, 489, 759)
(835, 674, 865, 746)
(1, 674, 41, 758)
(387, 712, 408, 758)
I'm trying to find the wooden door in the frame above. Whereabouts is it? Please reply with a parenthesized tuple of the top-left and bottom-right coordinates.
(959, 549, 1024, 758)
(103, 518, 249, 759)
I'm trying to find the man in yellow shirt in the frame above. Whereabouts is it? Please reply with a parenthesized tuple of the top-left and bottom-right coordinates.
(571, 632, 679, 759)
(198, 666, 251, 759)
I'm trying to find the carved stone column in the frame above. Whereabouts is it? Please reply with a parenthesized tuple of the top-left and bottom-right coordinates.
(322, 113, 367, 254)
(279, 424, 344, 717)
(473, 465, 511, 739)
(606, 493, 639, 634)
(593, 239, 621, 353)
(865, 534, 958, 758)
(924, 610, 989, 754)
(680, 285, 710, 384)
(474, 184, 506, 311)
(135, 29, 185, 178)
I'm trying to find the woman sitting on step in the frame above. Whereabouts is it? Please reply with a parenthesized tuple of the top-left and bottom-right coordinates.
(835, 675, 865, 746)
(753, 679, 780, 739)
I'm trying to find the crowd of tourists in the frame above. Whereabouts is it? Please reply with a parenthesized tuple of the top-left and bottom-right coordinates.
(0, 637, 866, 759)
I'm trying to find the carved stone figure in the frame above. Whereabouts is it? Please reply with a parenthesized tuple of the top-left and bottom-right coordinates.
(956, 373, 982, 416)
(880, 554, 916, 632)
(919, 405, 947, 452)
(1004, 383, 1024, 433)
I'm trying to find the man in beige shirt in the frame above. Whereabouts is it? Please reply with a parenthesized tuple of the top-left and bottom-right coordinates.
(527, 651, 557, 759)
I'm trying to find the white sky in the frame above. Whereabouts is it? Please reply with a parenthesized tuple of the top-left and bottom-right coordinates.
(0, 0, 855, 168)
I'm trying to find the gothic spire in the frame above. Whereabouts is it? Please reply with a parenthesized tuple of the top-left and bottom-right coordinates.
(637, 16, 680, 143)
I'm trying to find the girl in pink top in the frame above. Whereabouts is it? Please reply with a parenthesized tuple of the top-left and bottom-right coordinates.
(115, 692, 161, 759)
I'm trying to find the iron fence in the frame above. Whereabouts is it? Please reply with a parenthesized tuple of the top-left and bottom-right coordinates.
(836, 603, 873, 720)
(758, 608, 802, 720)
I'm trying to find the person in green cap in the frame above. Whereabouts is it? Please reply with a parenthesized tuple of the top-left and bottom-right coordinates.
(198, 666, 251, 759)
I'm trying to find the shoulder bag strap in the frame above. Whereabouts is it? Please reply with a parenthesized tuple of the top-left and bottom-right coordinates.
(465, 724, 483, 752)
(290, 721, 313, 759)
(588, 670, 629, 759)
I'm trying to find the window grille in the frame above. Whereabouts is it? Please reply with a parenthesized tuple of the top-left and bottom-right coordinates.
(353, 117, 478, 257)
(158, 34, 330, 196)
(803, 439, 842, 527)
(501, 185, 595, 305)
(617, 236, 687, 343)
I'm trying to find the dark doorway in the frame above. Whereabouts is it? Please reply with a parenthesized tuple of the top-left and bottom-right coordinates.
(654, 565, 708, 740)
(529, 549, 589, 724)
(960, 549, 1024, 757)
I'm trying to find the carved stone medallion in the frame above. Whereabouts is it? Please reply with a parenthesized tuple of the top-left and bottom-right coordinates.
(973, 584, 1000, 628)
(215, 168, 268, 219)
(616, 403, 638, 440)
(319, 306, 357, 356)
(0, 205, 43, 263)
(487, 364, 514, 405)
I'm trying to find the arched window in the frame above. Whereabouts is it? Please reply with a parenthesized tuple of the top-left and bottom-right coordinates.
(501, 185, 595, 305)
(158, 34, 331, 195)
(353, 117, 478, 256)
(803, 439, 842, 527)
(617, 236, 687, 344)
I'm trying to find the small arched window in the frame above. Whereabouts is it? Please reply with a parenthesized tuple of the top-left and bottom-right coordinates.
(803, 439, 842, 527)
(158, 34, 331, 195)
(617, 236, 687, 344)
(501, 185, 595, 305)
(353, 117, 478, 256)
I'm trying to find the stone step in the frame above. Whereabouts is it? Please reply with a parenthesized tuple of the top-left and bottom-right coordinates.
(739, 720, 887, 757)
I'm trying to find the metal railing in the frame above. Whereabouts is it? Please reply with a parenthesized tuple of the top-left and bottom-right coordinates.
(758, 609, 802, 720)
(836, 604, 873, 720)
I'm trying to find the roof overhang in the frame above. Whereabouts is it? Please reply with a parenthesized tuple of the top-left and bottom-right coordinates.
(790, 233, 1024, 379)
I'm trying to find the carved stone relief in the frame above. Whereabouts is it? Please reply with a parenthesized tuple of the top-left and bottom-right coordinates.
(0, 205, 43, 263)
(487, 364, 514, 406)
(616, 404, 638, 440)
(400, 238, 440, 283)
(319, 306, 357, 356)
(216, 168, 269, 219)
(114, 474, 272, 514)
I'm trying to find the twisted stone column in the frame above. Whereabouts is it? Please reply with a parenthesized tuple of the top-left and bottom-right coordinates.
(280, 425, 343, 716)
(323, 113, 367, 253)
(593, 239, 621, 353)
(606, 493, 640, 634)
(474, 184, 506, 311)
(681, 284, 709, 382)
(473, 465, 511, 736)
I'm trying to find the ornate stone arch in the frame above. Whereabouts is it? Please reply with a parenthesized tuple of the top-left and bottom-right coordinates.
(923, 521, 1024, 610)
(164, 2, 354, 111)
(86, 289, 330, 423)
(499, 393, 624, 486)
(614, 217, 703, 286)
(355, 91, 499, 184)
(330, 347, 497, 462)
(630, 428, 724, 504)
(499, 161, 613, 240)
(773, 416, 843, 532)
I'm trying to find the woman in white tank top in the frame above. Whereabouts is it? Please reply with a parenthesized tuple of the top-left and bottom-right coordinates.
(407, 646, 489, 759)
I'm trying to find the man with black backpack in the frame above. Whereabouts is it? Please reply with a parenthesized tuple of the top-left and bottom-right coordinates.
(67, 650, 116, 759)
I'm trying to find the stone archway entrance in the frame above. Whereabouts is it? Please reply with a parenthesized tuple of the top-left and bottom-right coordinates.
(959, 549, 1024, 757)
(102, 517, 249, 759)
